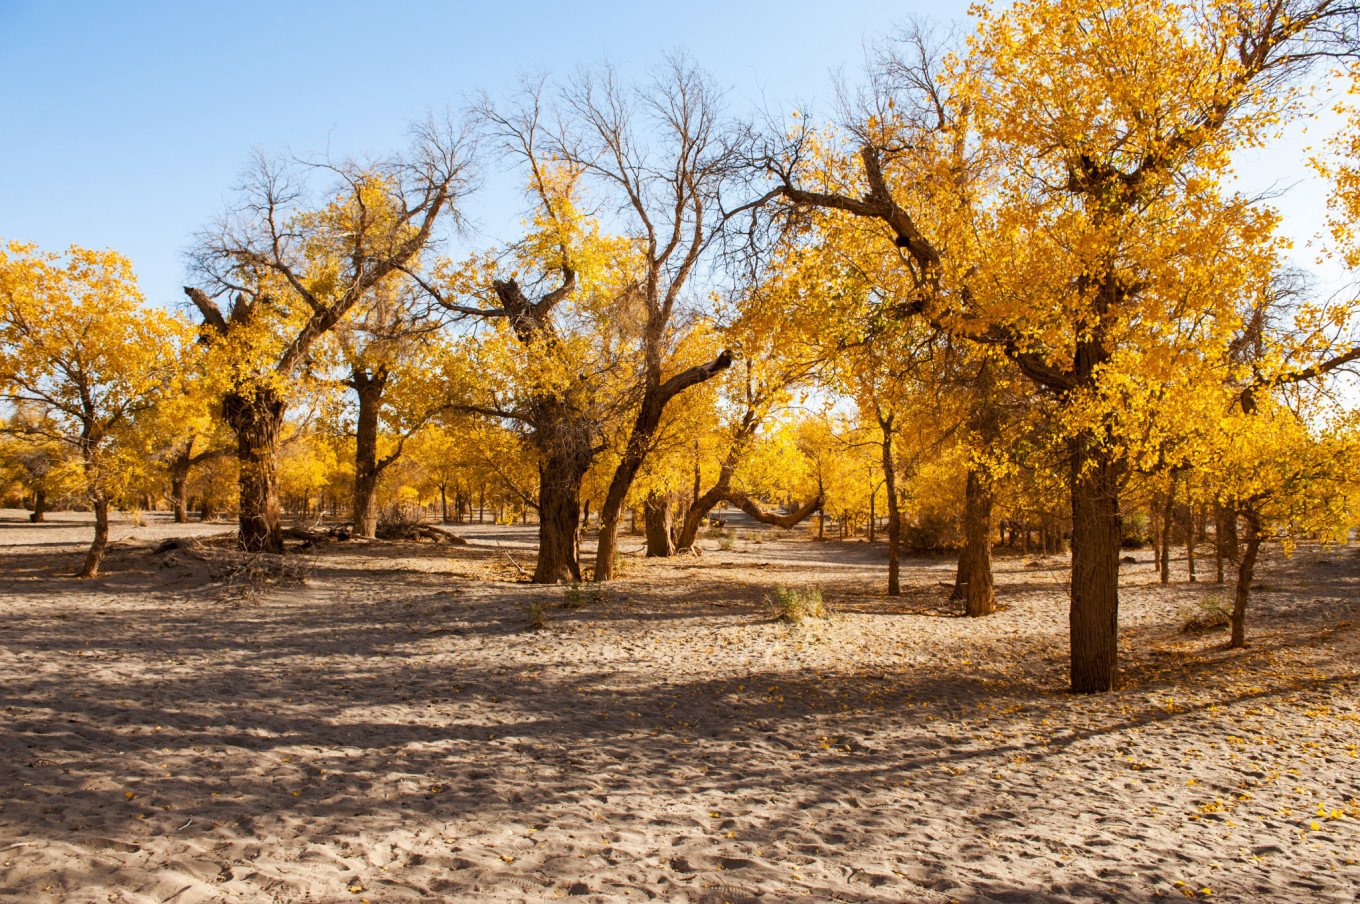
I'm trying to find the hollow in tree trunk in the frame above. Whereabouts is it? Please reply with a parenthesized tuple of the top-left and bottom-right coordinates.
(1229, 505, 1261, 649)
(952, 468, 997, 616)
(1068, 438, 1125, 693)
(224, 388, 285, 554)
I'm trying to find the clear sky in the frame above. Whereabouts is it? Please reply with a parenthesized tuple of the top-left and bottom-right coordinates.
(0, 0, 1349, 307)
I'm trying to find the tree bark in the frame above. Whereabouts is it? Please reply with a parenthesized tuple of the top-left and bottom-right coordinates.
(1230, 505, 1262, 649)
(644, 492, 674, 557)
(878, 412, 902, 596)
(80, 493, 110, 578)
(1068, 438, 1124, 693)
(1159, 478, 1175, 584)
(170, 452, 191, 524)
(953, 467, 997, 616)
(29, 488, 48, 523)
(223, 389, 286, 554)
(534, 449, 589, 583)
(350, 366, 390, 539)
(1185, 478, 1196, 583)
(722, 491, 822, 528)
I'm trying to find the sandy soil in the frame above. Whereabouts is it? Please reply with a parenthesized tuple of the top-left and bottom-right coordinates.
(0, 509, 1357, 903)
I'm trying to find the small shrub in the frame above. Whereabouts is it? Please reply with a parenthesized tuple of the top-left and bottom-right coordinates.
(1180, 596, 1231, 633)
(718, 536, 735, 551)
(522, 598, 547, 630)
(561, 582, 584, 609)
(766, 585, 830, 624)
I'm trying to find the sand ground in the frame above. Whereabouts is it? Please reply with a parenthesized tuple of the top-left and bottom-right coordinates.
(0, 509, 1357, 903)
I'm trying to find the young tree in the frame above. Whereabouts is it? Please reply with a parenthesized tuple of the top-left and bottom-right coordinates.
(0, 243, 185, 576)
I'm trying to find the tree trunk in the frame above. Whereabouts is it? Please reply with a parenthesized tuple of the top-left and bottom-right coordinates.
(867, 488, 876, 544)
(479, 483, 485, 524)
(1185, 478, 1196, 583)
(350, 367, 390, 539)
(1229, 506, 1261, 649)
(80, 493, 110, 578)
(535, 451, 588, 584)
(1159, 479, 1175, 584)
(170, 453, 191, 524)
(644, 492, 674, 557)
(878, 413, 902, 596)
(223, 389, 285, 554)
(29, 487, 48, 523)
(953, 468, 997, 616)
(1068, 439, 1124, 693)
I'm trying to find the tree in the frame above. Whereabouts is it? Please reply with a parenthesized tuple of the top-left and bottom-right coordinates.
(521, 59, 777, 581)
(186, 122, 474, 552)
(763, 0, 1356, 692)
(0, 242, 185, 576)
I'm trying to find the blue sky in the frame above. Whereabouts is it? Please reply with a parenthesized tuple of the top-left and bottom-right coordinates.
(0, 0, 1349, 306)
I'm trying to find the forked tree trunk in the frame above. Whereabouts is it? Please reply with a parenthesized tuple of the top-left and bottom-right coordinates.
(224, 389, 286, 554)
(644, 492, 674, 557)
(1230, 506, 1262, 649)
(351, 367, 390, 539)
(1068, 439, 1125, 693)
(953, 468, 997, 616)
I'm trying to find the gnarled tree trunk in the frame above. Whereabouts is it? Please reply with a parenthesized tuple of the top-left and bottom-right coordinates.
(224, 388, 286, 554)
(534, 449, 589, 583)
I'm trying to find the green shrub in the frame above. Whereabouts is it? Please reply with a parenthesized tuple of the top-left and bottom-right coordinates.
(766, 585, 830, 624)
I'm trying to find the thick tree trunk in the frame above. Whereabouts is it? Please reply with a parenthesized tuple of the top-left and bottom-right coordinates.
(1230, 506, 1262, 649)
(534, 451, 588, 584)
(224, 389, 285, 554)
(1068, 440, 1124, 693)
(644, 492, 674, 557)
(953, 468, 997, 616)
(440, 485, 450, 523)
(350, 367, 389, 539)
(29, 488, 48, 523)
